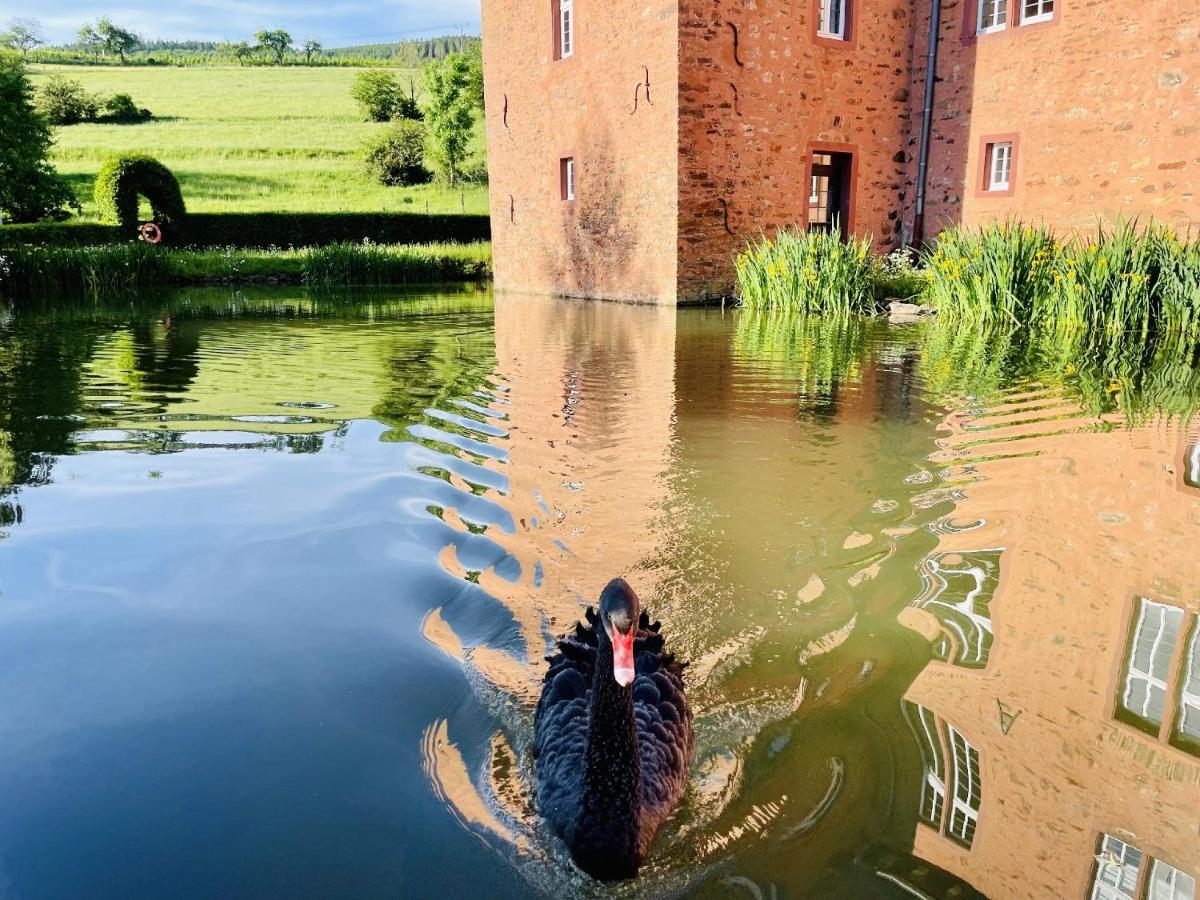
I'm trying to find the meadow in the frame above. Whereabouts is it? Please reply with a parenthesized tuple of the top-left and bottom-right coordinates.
(28, 64, 490, 219)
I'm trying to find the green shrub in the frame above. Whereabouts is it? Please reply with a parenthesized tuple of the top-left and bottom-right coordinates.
(363, 120, 430, 186)
(735, 226, 876, 314)
(0, 213, 491, 249)
(873, 246, 927, 302)
(101, 93, 152, 123)
(0, 54, 79, 223)
(93, 154, 186, 236)
(351, 69, 420, 122)
(36, 74, 101, 124)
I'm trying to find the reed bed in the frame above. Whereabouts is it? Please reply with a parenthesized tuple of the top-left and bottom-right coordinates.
(0, 241, 492, 298)
(923, 221, 1200, 336)
(735, 227, 876, 314)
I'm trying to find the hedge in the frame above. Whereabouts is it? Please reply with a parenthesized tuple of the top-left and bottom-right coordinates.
(0, 213, 491, 249)
(94, 154, 187, 236)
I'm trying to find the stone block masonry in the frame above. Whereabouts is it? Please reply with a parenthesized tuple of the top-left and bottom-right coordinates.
(482, 0, 1200, 305)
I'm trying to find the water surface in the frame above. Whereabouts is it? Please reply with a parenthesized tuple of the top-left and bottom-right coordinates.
(0, 288, 1197, 899)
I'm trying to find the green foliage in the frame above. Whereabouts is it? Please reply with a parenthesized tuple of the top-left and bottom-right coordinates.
(0, 213, 490, 249)
(36, 74, 101, 124)
(95, 19, 140, 63)
(0, 55, 79, 223)
(735, 226, 877, 314)
(923, 221, 1200, 336)
(93, 154, 186, 235)
(422, 52, 478, 186)
(302, 39, 322, 65)
(362, 121, 430, 186)
(872, 246, 928, 302)
(254, 29, 293, 65)
(1, 18, 44, 56)
(0, 241, 492, 297)
(102, 93, 152, 123)
(351, 68, 420, 122)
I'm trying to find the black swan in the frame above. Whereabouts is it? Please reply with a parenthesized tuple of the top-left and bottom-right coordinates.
(533, 578, 694, 881)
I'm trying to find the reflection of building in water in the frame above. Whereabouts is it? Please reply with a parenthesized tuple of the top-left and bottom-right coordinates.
(899, 399, 1200, 898)
(1185, 443, 1200, 491)
(476, 295, 678, 657)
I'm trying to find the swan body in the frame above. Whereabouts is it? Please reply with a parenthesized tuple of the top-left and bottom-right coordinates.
(533, 579, 693, 881)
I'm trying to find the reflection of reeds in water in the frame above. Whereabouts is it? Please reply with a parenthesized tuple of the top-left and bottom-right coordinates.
(918, 316, 1200, 424)
(732, 310, 875, 397)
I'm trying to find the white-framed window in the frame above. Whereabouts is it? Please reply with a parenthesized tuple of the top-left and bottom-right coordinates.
(1176, 617, 1200, 746)
(905, 702, 947, 827)
(978, 0, 1008, 34)
(1148, 859, 1198, 900)
(1091, 835, 1143, 900)
(559, 0, 574, 58)
(1121, 598, 1184, 730)
(818, 0, 847, 39)
(946, 723, 981, 847)
(1021, 0, 1055, 25)
(560, 157, 575, 201)
(987, 142, 1013, 191)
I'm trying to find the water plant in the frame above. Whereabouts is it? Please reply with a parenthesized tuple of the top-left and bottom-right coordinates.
(923, 220, 1200, 337)
(736, 226, 876, 314)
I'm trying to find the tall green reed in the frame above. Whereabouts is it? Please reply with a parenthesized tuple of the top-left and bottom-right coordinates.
(736, 226, 876, 314)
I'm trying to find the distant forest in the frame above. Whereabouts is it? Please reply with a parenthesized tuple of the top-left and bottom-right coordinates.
(30, 34, 480, 67)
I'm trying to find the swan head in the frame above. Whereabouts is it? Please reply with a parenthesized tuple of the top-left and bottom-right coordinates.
(599, 578, 640, 688)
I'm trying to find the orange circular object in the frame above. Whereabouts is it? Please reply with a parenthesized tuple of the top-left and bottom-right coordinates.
(138, 222, 163, 244)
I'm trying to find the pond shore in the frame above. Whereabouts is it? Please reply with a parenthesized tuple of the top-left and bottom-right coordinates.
(0, 241, 492, 298)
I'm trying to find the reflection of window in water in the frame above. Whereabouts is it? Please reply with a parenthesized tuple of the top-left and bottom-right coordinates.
(1115, 597, 1200, 756)
(1149, 859, 1197, 900)
(902, 701, 946, 827)
(946, 724, 981, 847)
(902, 702, 981, 849)
(1089, 833, 1196, 900)
(914, 550, 1003, 669)
(1178, 621, 1200, 752)
(1187, 444, 1200, 489)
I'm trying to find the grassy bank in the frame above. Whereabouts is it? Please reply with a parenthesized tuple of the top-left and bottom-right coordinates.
(28, 65, 489, 218)
(0, 242, 492, 298)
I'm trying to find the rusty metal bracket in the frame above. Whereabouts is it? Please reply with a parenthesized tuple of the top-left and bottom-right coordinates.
(643, 66, 652, 104)
(631, 82, 642, 115)
(728, 22, 744, 67)
(503, 93, 509, 128)
(730, 81, 742, 116)
(509, 194, 515, 224)
(718, 198, 734, 235)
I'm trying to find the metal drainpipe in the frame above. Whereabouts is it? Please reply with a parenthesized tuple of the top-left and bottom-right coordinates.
(913, 0, 942, 247)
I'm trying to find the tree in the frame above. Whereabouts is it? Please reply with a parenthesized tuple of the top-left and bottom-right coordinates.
(463, 42, 484, 112)
(96, 18, 140, 63)
(232, 41, 252, 65)
(302, 38, 322, 65)
(76, 25, 103, 57)
(0, 19, 44, 57)
(351, 69, 408, 122)
(36, 74, 101, 125)
(254, 29, 292, 65)
(0, 54, 79, 223)
(422, 52, 476, 187)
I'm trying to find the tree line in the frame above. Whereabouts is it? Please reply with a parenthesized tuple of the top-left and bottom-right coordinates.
(0, 18, 479, 68)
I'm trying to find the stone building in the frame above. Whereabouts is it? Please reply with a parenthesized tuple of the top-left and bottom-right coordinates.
(480, 0, 1200, 304)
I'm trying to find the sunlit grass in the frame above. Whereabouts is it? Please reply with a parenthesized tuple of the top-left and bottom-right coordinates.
(30, 65, 489, 217)
(0, 241, 493, 298)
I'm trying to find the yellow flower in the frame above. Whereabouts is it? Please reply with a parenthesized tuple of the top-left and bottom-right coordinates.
(1106, 380, 1121, 394)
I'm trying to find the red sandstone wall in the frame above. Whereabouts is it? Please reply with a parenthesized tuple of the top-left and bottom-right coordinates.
(481, 0, 680, 304)
(677, 0, 916, 300)
(906, 0, 1200, 238)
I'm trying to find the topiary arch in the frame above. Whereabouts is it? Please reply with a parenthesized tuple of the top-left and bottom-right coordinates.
(93, 154, 186, 238)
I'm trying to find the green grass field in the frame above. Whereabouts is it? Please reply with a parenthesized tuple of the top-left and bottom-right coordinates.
(30, 65, 490, 219)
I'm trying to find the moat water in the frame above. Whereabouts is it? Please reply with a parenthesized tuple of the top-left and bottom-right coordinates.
(0, 287, 1197, 899)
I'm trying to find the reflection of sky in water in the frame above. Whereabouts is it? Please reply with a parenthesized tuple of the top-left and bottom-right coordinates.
(0, 292, 1197, 898)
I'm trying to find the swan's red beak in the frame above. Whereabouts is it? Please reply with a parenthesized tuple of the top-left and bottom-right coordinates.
(611, 626, 636, 687)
